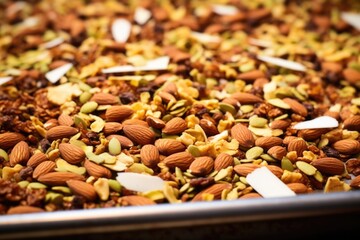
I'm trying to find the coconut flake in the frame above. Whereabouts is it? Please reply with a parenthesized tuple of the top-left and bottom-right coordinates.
(341, 12, 360, 30)
(116, 172, 165, 192)
(292, 116, 338, 130)
(246, 167, 296, 198)
(212, 4, 238, 15)
(134, 7, 152, 25)
(249, 38, 272, 48)
(112, 18, 132, 43)
(45, 63, 73, 83)
(257, 55, 307, 72)
(191, 31, 221, 44)
(42, 37, 64, 49)
(102, 56, 170, 74)
(0, 76, 13, 85)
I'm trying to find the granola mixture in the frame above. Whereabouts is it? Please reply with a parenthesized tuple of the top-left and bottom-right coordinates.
(0, 0, 360, 214)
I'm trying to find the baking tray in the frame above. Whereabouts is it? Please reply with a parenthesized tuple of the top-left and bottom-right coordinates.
(0, 191, 360, 239)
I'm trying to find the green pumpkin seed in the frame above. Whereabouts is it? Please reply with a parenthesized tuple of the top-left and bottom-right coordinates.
(79, 91, 93, 104)
(281, 157, 294, 172)
(296, 161, 317, 175)
(108, 179, 122, 193)
(267, 98, 291, 109)
(28, 182, 48, 189)
(0, 148, 9, 161)
(249, 117, 268, 128)
(246, 146, 264, 160)
(219, 102, 236, 115)
(80, 101, 98, 114)
(108, 137, 121, 155)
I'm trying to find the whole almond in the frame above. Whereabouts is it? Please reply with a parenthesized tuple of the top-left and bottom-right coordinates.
(9, 141, 30, 166)
(146, 116, 165, 129)
(0, 132, 26, 149)
(297, 128, 329, 141)
(58, 113, 74, 126)
(59, 143, 86, 164)
(33, 161, 56, 179)
(286, 183, 309, 193)
(267, 146, 287, 160)
(343, 115, 360, 131)
(270, 119, 291, 130)
(255, 136, 283, 150)
(287, 138, 307, 157)
(234, 164, 259, 176)
(231, 92, 263, 104)
(350, 175, 360, 188)
(154, 138, 186, 155)
(283, 136, 298, 145)
(106, 134, 134, 148)
(103, 122, 123, 135)
(123, 125, 155, 145)
(321, 62, 343, 73)
(283, 98, 308, 117)
(237, 70, 265, 81)
(247, 8, 271, 21)
(163, 152, 195, 170)
(311, 157, 345, 175)
(192, 183, 232, 201)
(214, 153, 234, 171)
(240, 192, 262, 199)
(46, 126, 78, 141)
(189, 156, 214, 176)
(7, 206, 45, 215)
(122, 119, 149, 127)
(199, 118, 219, 136)
(140, 144, 160, 168)
(105, 105, 134, 122)
(162, 117, 187, 135)
(27, 152, 48, 168)
(84, 159, 112, 178)
(120, 196, 156, 206)
(67, 180, 97, 201)
(90, 92, 119, 105)
(332, 139, 360, 155)
(267, 165, 284, 178)
(343, 68, 360, 85)
(38, 172, 85, 186)
(230, 123, 255, 149)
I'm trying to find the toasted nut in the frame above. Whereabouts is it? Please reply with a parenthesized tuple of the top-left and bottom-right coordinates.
(7, 206, 45, 214)
(311, 157, 345, 175)
(58, 113, 74, 126)
(59, 143, 86, 164)
(106, 135, 134, 148)
(123, 125, 155, 145)
(287, 138, 307, 157)
(140, 144, 160, 168)
(90, 92, 119, 105)
(162, 117, 187, 135)
(120, 196, 156, 206)
(67, 180, 97, 201)
(255, 136, 283, 150)
(231, 92, 263, 104)
(163, 152, 194, 171)
(192, 183, 232, 201)
(332, 139, 360, 155)
(189, 156, 214, 176)
(33, 161, 56, 179)
(84, 159, 112, 178)
(38, 172, 85, 186)
(214, 153, 234, 171)
(105, 105, 134, 122)
(46, 126, 78, 141)
(343, 115, 360, 131)
(231, 123, 255, 149)
(9, 141, 30, 166)
(27, 152, 49, 168)
(0, 132, 26, 149)
(155, 138, 186, 155)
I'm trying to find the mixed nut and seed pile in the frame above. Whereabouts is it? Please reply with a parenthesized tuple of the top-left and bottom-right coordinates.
(1, 0, 360, 215)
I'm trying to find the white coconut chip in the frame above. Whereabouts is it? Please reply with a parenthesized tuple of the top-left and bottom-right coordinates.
(45, 63, 73, 83)
(341, 12, 360, 30)
(42, 37, 64, 49)
(292, 116, 338, 130)
(0, 76, 13, 85)
(257, 55, 307, 72)
(116, 172, 165, 192)
(212, 4, 238, 16)
(102, 56, 170, 74)
(112, 18, 132, 43)
(191, 31, 221, 43)
(249, 38, 272, 48)
(246, 167, 296, 198)
(134, 7, 152, 25)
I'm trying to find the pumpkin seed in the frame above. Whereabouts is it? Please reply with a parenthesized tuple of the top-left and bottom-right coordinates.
(281, 158, 294, 172)
(249, 116, 268, 128)
(0, 148, 9, 161)
(27, 182, 48, 189)
(267, 98, 291, 109)
(108, 137, 121, 155)
(108, 179, 122, 193)
(245, 146, 264, 160)
(296, 161, 317, 175)
(80, 101, 98, 114)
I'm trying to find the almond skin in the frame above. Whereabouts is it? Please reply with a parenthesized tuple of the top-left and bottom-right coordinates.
(154, 138, 186, 155)
(214, 153, 234, 171)
(234, 164, 283, 178)
(7, 206, 45, 214)
(67, 180, 97, 201)
(146, 116, 166, 129)
(163, 152, 195, 171)
(103, 122, 123, 135)
(0, 132, 26, 149)
(231, 92, 263, 104)
(162, 117, 187, 135)
(120, 196, 156, 206)
(239, 193, 262, 199)
(350, 175, 360, 188)
(311, 157, 345, 175)
(106, 135, 134, 148)
(270, 119, 291, 130)
(192, 183, 232, 201)
(84, 159, 112, 178)
(267, 146, 287, 160)
(32, 161, 56, 179)
(90, 92, 119, 105)
(237, 70, 265, 81)
(282, 98, 308, 117)
(343, 115, 360, 131)
(332, 139, 360, 155)
(122, 119, 149, 127)
(297, 128, 329, 141)
(230, 123, 255, 149)
(189, 156, 214, 176)
(9, 141, 30, 166)
(27, 152, 48, 168)
(286, 183, 309, 194)
(123, 125, 155, 145)
(199, 118, 219, 136)
(105, 105, 133, 122)
(255, 136, 283, 150)
(38, 172, 85, 186)
(58, 113, 74, 126)
(140, 144, 160, 168)
(59, 143, 86, 164)
(46, 126, 78, 141)
(287, 138, 307, 157)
